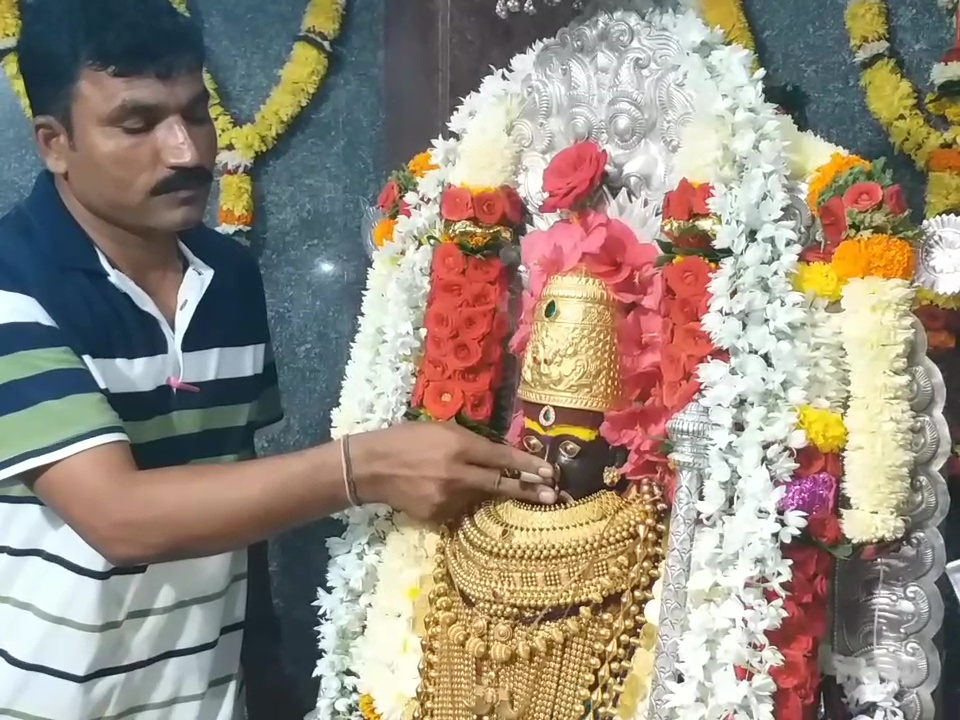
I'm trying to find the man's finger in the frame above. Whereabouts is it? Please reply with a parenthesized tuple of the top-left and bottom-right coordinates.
(462, 467, 558, 504)
(462, 434, 555, 480)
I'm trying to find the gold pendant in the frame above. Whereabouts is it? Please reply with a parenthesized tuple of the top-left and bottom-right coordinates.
(471, 686, 518, 720)
(602, 465, 620, 487)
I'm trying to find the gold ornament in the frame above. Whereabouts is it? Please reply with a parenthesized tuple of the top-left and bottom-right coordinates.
(517, 269, 622, 413)
(602, 465, 621, 488)
(412, 484, 667, 720)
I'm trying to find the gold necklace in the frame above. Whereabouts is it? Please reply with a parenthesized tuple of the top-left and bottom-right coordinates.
(415, 484, 668, 720)
(0, 0, 343, 240)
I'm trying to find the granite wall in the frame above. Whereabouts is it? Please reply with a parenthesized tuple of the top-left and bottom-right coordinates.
(0, 0, 383, 714)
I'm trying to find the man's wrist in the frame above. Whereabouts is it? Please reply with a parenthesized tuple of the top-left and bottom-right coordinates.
(341, 431, 381, 506)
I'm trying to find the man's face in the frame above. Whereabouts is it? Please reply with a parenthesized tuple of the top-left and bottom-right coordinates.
(51, 69, 217, 234)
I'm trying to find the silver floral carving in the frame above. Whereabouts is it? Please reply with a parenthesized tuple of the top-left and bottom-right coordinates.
(647, 399, 716, 720)
(831, 317, 950, 720)
(510, 5, 695, 213)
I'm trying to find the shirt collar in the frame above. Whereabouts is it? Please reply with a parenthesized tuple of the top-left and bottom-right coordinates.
(22, 170, 215, 274)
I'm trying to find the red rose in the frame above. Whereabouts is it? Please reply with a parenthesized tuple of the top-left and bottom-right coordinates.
(807, 512, 844, 545)
(540, 141, 608, 213)
(501, 186, 525, 225)
(432, 242, 467, 281)
(673, 323, 713, 362)
(440, 186, 475, 221)
(377, 180, 400, 213)
(464, 255, 504, 284)
(661, 341, 688, 383)
(420, 355, 450, 382)
(662, 180, 712, 222)
(459, 306, 495, 340)
(463, 282, 499, 311)
(424, 302, 458, 339)
(474, 190, 507, 225)
(422, 380, 464, 421)
(883, 184, 908, 215)
(818, 196, 848, 248)
(462, 391, 494, 423)
(662, 257, 712, 300)
(842, 181, 884, 212)
(667, 296, 703, 326)
(433, 277, 467, 305)
(455, 366, 494, 394)
(398, 200, 412, 217)
(447, 337, 484, 370)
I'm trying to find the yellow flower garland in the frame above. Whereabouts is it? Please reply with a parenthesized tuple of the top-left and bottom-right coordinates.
(0, 0, 343, 240)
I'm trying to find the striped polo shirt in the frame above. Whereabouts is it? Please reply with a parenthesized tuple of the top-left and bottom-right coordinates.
(0, 172, 284, 720)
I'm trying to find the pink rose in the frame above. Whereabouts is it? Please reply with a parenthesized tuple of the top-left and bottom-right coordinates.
(842, 181, 883, 212)
(440, 186, 474, 222)
(377, 180, 400, 213)
(883, 184, 908, 215)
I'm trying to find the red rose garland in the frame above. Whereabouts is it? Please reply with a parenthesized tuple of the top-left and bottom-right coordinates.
(412, 244, 509, 425)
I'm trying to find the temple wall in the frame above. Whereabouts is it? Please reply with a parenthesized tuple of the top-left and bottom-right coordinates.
(0, 0, 955, 715)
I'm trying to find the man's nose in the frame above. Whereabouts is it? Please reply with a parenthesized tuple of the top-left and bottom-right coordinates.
(158, 118, 201, 167)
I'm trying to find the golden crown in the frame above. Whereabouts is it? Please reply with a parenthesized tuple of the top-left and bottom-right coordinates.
(517, 268, 622, 413)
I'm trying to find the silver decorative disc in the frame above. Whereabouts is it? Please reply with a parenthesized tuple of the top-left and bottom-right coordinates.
(917, 214, 960, 295)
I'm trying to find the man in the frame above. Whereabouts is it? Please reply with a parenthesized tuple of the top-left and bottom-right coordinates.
(0, 1, 557, 719)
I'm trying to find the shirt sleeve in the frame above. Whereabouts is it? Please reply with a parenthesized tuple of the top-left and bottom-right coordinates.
(252, 339, 284, 431)
(0, 289, 128, 481)
(249, 262, 284, 433)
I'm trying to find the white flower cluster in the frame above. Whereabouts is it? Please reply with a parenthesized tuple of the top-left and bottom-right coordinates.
(832, 654, 905, 720)
(312, 48, 536, 720)
(354, 522, 440, 720)
(799, 300, 847, 411)
(839, 277, 916, 543)
(662, 9, 808, 720)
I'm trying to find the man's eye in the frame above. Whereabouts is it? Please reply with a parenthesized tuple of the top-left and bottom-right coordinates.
(522, 436, 544, 453)
(558, 441, 581, 459)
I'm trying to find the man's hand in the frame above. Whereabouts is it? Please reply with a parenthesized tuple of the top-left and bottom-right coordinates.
(350, 421, 557, 522)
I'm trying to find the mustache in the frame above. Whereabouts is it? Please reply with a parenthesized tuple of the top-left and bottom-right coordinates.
(150, 167, 214, 196)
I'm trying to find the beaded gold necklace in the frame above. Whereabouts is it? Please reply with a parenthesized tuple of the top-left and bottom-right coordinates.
(414, 483, 667, 720)
(0, 0, 343, 241)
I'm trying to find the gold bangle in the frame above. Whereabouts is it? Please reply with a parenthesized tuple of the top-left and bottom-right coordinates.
(340, 434, 360, 507)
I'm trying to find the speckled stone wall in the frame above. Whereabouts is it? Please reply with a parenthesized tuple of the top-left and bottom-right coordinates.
(0, 0, 383, 713)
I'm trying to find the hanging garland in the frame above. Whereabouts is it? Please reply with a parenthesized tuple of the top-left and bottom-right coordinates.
(0, 0, 343, 241)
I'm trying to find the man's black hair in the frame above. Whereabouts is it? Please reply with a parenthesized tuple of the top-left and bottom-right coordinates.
(17, 0, 205, 126)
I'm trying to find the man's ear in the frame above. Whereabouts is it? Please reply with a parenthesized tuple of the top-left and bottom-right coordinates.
(33, 115, 71, 174)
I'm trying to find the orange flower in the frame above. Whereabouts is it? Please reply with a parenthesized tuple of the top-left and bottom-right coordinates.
(372, 218, 397, 247)
(832, 235, 915, 281)
(929, 148, 960, 173)
(407, 151, 438, 178)
(807, 153, 870, 209)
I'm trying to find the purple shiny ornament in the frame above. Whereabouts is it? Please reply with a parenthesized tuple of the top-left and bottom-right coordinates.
(781, 472, 837, 516)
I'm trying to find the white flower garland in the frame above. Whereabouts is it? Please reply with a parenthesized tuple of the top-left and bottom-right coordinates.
(353, 522, 439, 720)
(662, 10, 807, 719)
(839, 277, 916, 543)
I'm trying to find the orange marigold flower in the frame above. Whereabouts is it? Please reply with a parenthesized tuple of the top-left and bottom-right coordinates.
(807, 153, 870, 209)
(929, 148, 960, 173)
(832, 235, 915, 282)
(408, 151, 438, 178)
(373, 217, 397, 247)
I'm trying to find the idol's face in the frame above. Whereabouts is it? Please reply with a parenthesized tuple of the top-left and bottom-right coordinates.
(518, 401, 622, 501)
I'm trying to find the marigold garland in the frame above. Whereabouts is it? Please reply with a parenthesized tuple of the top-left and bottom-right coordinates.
(0, 0, 343, 241)
(832, 235, 916, 281)
(797, 405, 848, 454)
(807, 153, 872, 209)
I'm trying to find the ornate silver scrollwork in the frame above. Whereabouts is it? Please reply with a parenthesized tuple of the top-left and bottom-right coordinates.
(831, 317, 951, 720)
(510, 5, 695, 215)
(647, 399, 716, 720)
